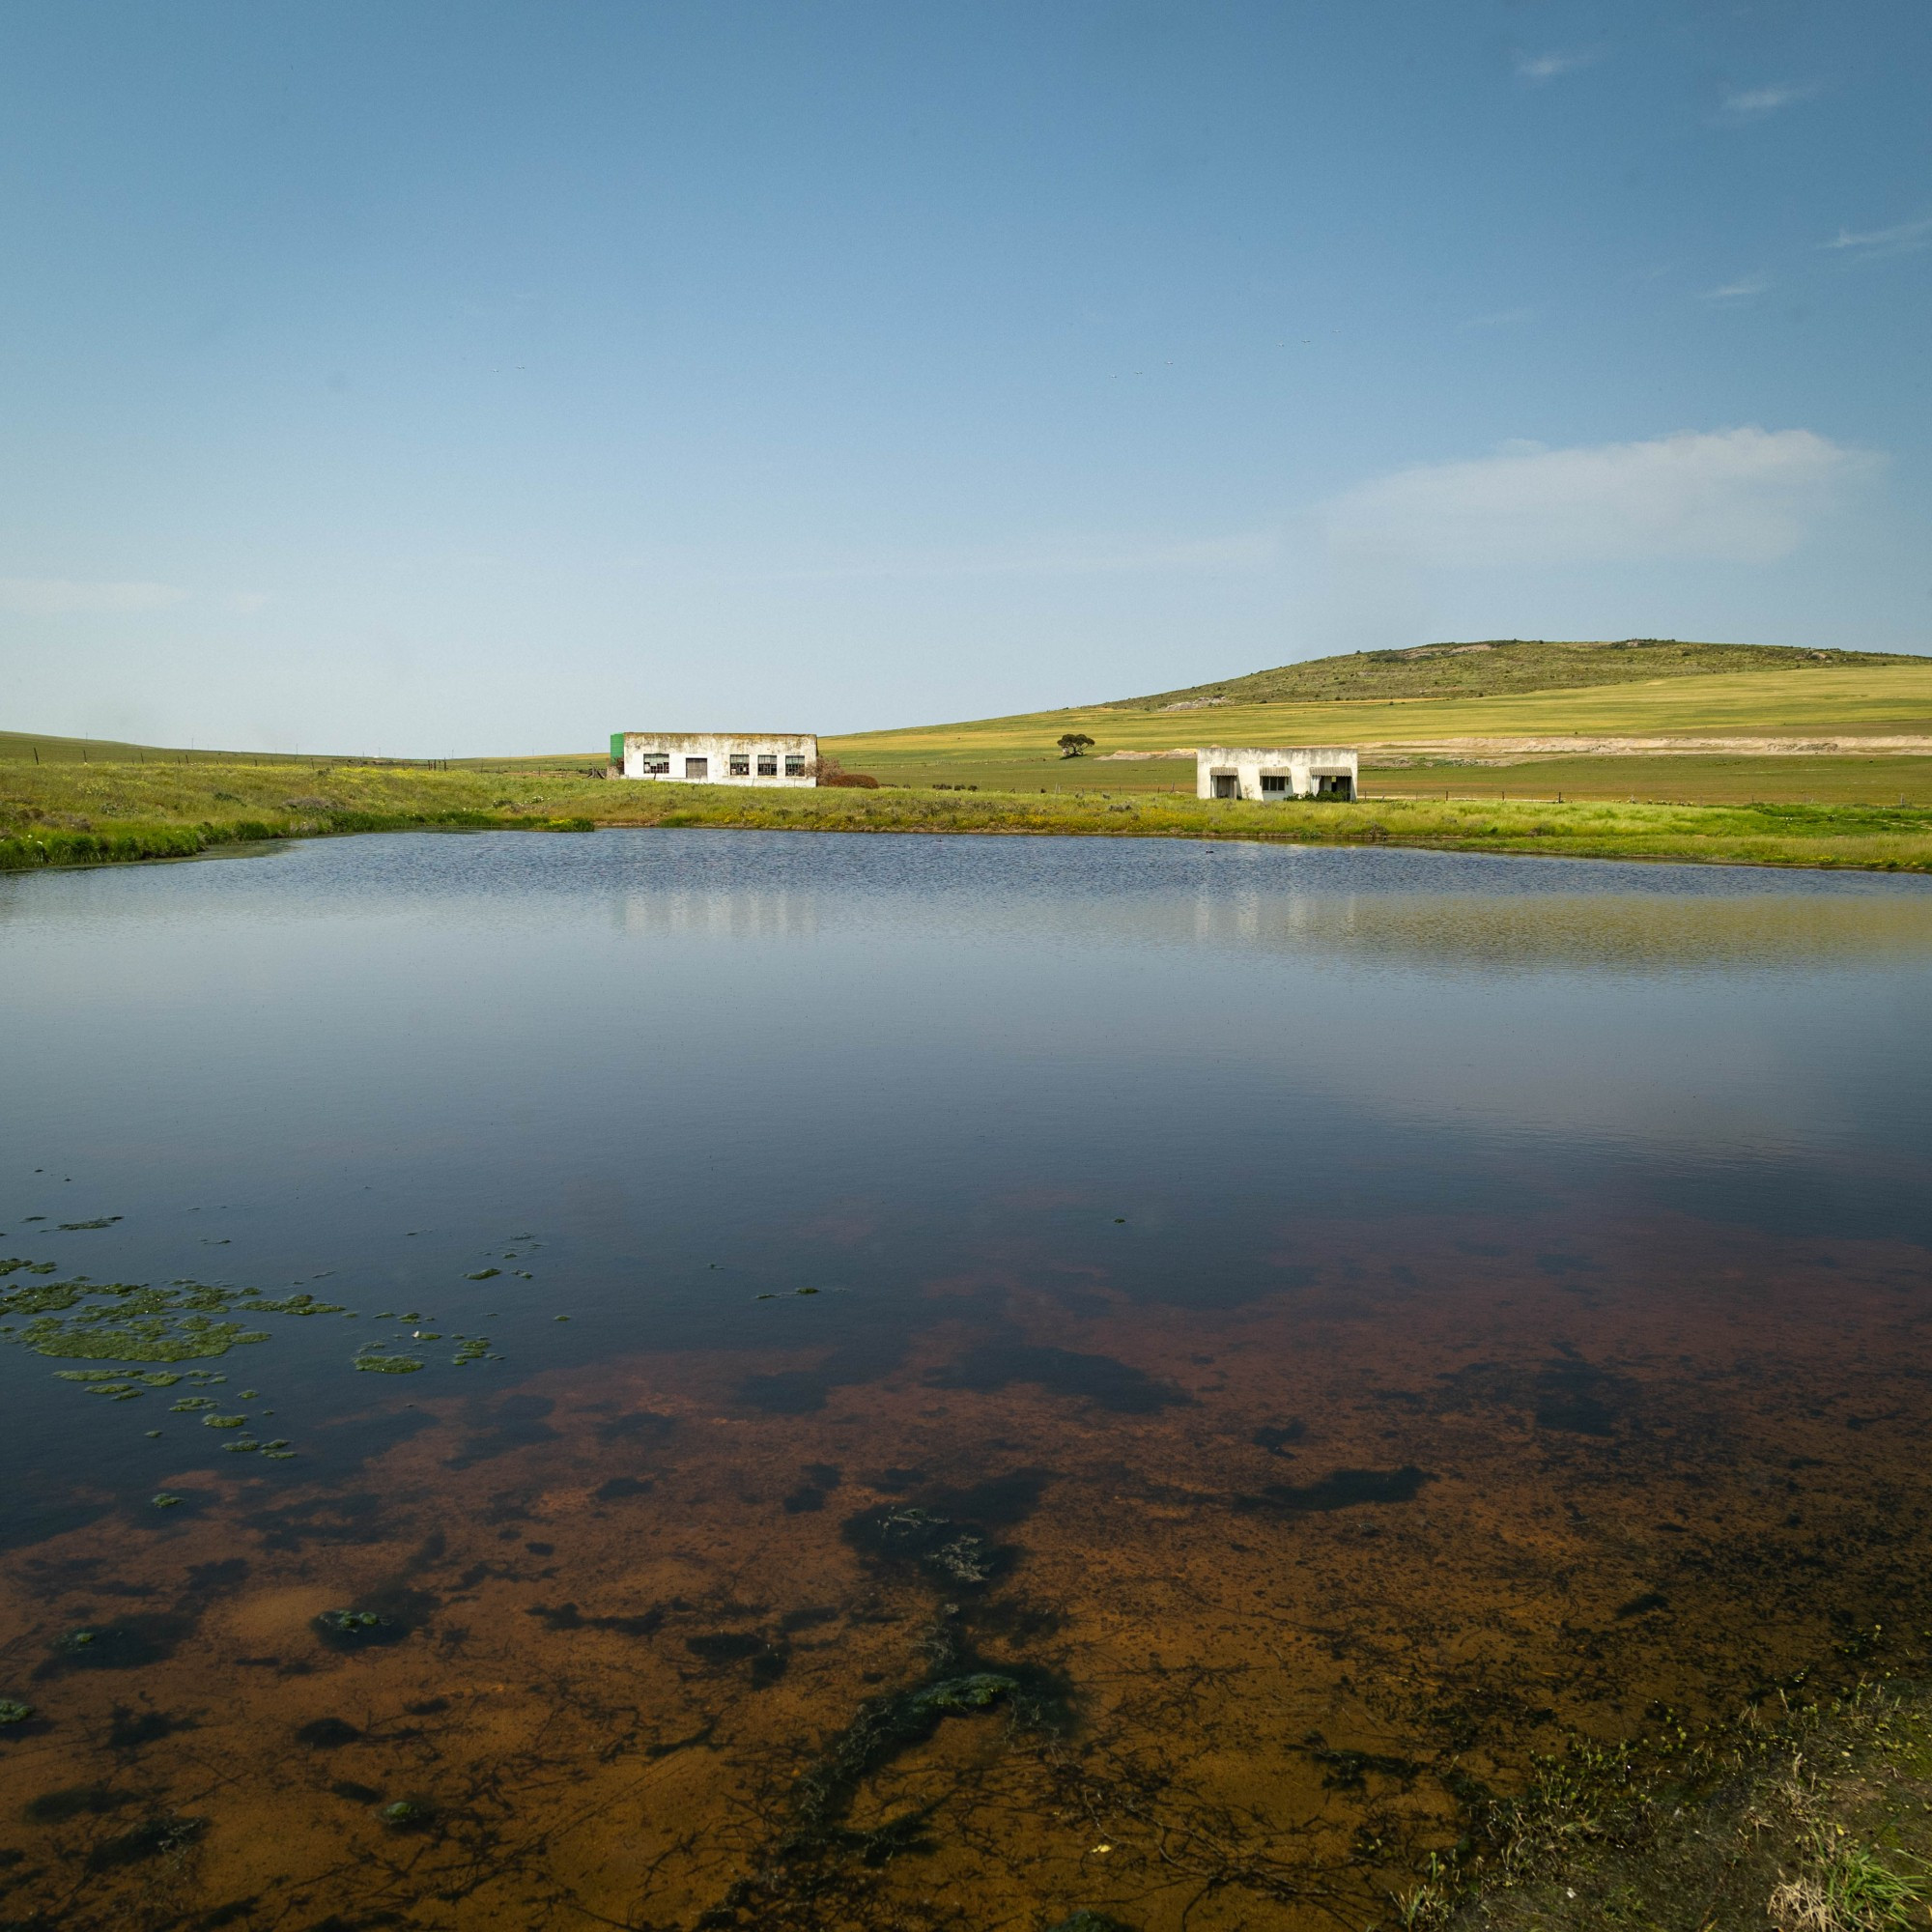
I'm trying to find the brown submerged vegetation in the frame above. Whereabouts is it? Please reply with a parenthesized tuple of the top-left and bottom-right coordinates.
(2, 1208, 1931, 1927)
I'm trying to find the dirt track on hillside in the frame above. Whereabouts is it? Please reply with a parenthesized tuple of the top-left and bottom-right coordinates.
(1100, 734, 1932, 763)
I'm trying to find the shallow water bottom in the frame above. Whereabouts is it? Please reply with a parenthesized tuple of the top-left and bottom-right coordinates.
(4, 1210, 1930, 1932)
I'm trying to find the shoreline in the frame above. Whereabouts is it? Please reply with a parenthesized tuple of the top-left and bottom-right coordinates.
(4, 761, 1932, 877)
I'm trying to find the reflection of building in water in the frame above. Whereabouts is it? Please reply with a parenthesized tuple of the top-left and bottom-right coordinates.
(1196, 745, 1357, 802)
(616, 890, 822, 943)
(611, 730, 817, 786)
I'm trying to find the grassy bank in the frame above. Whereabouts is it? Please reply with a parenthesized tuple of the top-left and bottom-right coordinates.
(1413, 1674, 1932, 1931)
(595, 782, 1932, 871)
(0, 760, 603, 871)
(4, 758, 1932, 875)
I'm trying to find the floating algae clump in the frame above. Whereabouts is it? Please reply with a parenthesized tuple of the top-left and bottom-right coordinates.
(1, 1276, 345, 1366)
(316, 1609, 383, 1635)
(911, 1672, 1017, 1715)
(59, 1378, 147, 1400)
(27, 1317, 269, 1362)
(151, 1494, 183, 1509)
(238, 1291, 347, 1316)
(0, 1275, 335, 1457)
(452, 1336, 491, 1366)
(55, 1369, 180, 1388)
(843, 1503, 1001, 1587)
(2, 1277, 271, 1362)
(0, 1699, 32, 1724)
(784, 1648, 1067, 1856)
(355, 1352, 423, 1375)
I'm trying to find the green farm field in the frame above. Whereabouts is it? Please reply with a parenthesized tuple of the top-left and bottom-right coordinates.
(821, 660, 1932, 791)
(0, 728, 326, 767)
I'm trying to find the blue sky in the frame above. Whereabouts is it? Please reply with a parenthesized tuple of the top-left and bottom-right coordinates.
(2, 1, 1927, 752)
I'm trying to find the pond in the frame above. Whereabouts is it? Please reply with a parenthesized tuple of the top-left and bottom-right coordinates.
(2, 829, 1930, 1930)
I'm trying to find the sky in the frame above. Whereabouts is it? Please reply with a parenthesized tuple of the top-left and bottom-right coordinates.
(1, 1, 1928, 753)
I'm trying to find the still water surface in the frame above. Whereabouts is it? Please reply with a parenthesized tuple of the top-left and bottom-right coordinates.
(2, 830, 1931, 1929)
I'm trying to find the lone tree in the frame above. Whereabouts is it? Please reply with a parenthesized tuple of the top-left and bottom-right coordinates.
(1057, 732, 1095, 758)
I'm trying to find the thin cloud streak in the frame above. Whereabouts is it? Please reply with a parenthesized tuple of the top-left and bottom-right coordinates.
(1514, 48, 1599, 83)
(1826, 214, 1932, 258)
(1719, 81, 1814, 118)
(1698, 276, 1771, 302)
(0, 578, 186, 615)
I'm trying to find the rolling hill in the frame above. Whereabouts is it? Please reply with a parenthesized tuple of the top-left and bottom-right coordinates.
(823, 644, 1932, 796)
(1105, 638, 1913, 710)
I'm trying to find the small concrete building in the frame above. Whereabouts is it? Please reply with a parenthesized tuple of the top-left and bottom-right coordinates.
(1196, 746, 1358, 802)
(611, 731, 818, 787)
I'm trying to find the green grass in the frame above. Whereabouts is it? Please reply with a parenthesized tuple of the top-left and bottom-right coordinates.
(0, 728, 418, 767)
(0, 728, 606, 776)
(5, 758, 1930, 875)
(0, 760, 606, 872)
(1424, 1680, 1932, 1932)
(1772, 1832, 1931, 1931)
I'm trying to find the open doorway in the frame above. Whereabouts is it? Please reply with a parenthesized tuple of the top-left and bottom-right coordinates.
(1314, 773, 1353, 801)
(1211, 773, 1240, 799)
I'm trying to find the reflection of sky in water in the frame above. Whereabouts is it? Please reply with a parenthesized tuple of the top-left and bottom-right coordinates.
(4, 830, 1928, 1218)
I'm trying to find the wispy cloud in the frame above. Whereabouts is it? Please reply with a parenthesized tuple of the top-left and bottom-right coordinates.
(1719, 81, 1813, 119)
(1514, 47, 1599, 83)
(0, 578, 185, 615)
(1322, 427, 1876, 568)
(1698, 275, 1771, 303)
(1825, 213, 1932, 259)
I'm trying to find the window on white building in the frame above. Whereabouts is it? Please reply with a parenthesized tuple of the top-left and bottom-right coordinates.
(785, 753, 806, 777)
(729, 754, 751, 776)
